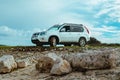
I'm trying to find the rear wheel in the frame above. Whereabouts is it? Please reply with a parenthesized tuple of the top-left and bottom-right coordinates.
(49, 37, 57, 47)
(79, 38, 86, 47)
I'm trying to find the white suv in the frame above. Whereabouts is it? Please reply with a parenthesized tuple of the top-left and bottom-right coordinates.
(31, 23, 90, 47)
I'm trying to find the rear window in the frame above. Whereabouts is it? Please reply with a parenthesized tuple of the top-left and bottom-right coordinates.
(71, 26, 84, 32)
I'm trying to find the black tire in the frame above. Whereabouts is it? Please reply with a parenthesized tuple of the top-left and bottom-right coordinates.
(64, 44, 71, 46)
(36, 43, 42, 46)
(49, 37, 57, 47)
(79, 38, 86, 47)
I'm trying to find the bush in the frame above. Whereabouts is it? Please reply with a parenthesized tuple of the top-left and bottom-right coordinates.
(88, 37, 101, 45)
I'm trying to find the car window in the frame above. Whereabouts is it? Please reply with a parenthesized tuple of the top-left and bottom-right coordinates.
(47, 25, 60, 31)
(71, 26, 84, 32)
(60, 26, 70, 32)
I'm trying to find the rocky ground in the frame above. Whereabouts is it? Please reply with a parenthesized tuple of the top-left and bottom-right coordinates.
(0, 46, 120, 80)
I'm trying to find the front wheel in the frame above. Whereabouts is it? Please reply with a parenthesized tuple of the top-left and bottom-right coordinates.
(79, 38, 86, 47)
(49, 37, 57, 47)
(36, 43, 43, 46)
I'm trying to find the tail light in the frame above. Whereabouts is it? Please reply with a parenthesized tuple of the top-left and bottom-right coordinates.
(84, 26, 89, 34)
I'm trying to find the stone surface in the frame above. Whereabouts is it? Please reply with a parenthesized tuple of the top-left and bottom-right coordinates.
(16, 58, 31, 68)
(63, 50, 117, 70)
(50, 58, 72, 75)
(0, 47, 120, 80)
(115, 49, 120, 67)
(0, 55, 17, 73)
(45, 53, 59, 61)
(35, 56, 54, 73)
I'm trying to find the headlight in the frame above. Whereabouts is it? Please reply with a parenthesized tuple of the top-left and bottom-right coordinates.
(32, 33, 39, 37)
(40, 32, 46, 36)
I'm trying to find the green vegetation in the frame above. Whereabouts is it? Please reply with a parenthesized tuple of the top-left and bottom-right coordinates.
(0, 45, 15, 50)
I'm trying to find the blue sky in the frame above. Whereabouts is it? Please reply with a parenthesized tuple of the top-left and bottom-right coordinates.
(0, 0, 120, 46)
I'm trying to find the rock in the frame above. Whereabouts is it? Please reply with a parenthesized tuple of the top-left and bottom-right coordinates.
(63, 50, 117, 71)
(35, 53, 61, 73)
(0, 55, 17, 73)
(115, 49, 120, 67)
(50, 58, 72, 75)
(16, 58, 31, 68)
(35, 56, 54, 73)
(45, 53, 59, 61)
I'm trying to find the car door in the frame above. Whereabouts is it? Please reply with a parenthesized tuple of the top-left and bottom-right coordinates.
(70, 26, 84, 42)
(59, 26, 71, 42)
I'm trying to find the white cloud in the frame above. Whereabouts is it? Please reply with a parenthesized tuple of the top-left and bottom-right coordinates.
(92, 26, 119, 33)
(38, 0, 63, 13)
(95, 8, 111, 18)
(89, 25, 120, 43)
(0, 26, 17, 36)
(0, 25, 42, 45)
(98, 37, 120, 44)
(95, 0, 120, 22)
(84, 0, 107, 6)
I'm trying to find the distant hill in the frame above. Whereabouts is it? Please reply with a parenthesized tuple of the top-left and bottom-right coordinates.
(0, 44, 7, 46)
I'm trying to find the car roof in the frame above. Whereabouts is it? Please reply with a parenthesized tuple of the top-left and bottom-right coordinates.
(62, 23, 84, 26)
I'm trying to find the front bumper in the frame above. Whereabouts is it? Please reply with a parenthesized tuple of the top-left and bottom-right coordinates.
(31, 39, 49, 45)
(31, 39, 40, 44)
(31, 35, 48, 44)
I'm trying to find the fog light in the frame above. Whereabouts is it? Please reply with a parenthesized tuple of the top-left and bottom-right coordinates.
(41, 38, 44, 40)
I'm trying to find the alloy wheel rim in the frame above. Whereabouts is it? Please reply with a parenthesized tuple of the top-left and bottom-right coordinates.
(52, 38, 56, 46)
(80, 39, 85, 47)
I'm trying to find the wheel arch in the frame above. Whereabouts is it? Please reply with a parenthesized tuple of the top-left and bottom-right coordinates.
(79, 37, 87, 43)
(48, 35, 59, 43)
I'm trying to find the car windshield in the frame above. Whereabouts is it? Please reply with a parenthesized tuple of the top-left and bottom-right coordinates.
(47, 25, 60, 31)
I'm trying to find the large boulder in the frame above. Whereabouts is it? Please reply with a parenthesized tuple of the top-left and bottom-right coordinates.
(50, 58, 72, 75)
(62, 50, 117, 70)
(35, 56, 54, 73)
(115, 48, 120, 67)
(0, 55, 17, 73)
(16, 58, 31, 68)
(45, 53, 59, 61)
(35, 53, 60, 73)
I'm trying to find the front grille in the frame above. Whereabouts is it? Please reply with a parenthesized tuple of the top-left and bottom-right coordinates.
(31, 39, 40, 44)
